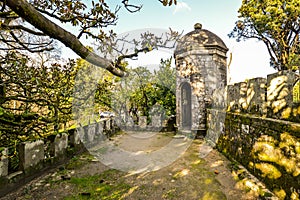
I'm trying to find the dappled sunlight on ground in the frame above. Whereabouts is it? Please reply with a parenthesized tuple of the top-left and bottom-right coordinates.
(173, 168, 190, 178)
(210, 160, 224, 168)
(0, 133, 270, 200)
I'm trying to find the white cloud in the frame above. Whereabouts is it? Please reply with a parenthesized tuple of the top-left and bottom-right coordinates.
(173, 1, 192, 15)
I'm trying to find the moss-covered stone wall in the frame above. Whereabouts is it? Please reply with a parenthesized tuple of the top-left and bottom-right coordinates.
(208, 109, 300, 199)
(227, 70, 300, 123)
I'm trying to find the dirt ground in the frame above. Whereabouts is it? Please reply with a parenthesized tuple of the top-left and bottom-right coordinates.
(1, 132, 276, 200)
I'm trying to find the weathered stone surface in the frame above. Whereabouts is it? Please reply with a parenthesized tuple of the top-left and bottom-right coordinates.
(96, 122, 107, 141)
(226, 70, 300, 122)
(212, 109, 300, 199)
(0, 120, 121, 196)
(69, 129, 81, 146)
(211, 86, 227, 109)
(175, 23, 228, 132)
(0, 148, 8, 176)
(267, 70, 300, 122)
(151, 115, 162, 128)
(54, 133, 68, 157)
(86, 124, 96, 142)
(114, 117, 122, 128)
(126, 118, 134, 127)
(139, 116, 147, 128)
(97, 122, 104, 135)
(18, 140, 44, 170)
(227, 84, 239, 112)
(238, 82, 248, 111)
(206, 109, 226, 146)
(76, 126, 85, 142)
(247, 78, 267, 115)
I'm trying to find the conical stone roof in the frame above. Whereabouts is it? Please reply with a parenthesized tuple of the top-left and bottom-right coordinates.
(174, 23, 228, 55)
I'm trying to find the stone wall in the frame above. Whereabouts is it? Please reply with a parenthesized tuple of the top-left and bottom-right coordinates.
(175, 52, 227, 132)
(174, 23, 228, 133)
(116, 114, 172, 132)
(207, 70, 300, 199)
(0, 118, 117, 196)
(227, 70, 300, 122)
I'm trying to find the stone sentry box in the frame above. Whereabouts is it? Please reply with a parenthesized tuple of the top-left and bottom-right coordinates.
(174, 23, 228, 135)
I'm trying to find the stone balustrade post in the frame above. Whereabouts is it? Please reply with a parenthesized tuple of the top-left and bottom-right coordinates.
(18, 140, 44, 170)
(0, 148, 8, 177)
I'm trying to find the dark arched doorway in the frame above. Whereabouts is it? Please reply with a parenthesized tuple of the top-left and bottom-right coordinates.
(181, 82, 192, 129)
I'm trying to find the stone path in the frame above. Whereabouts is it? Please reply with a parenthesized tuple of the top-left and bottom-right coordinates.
(1, 131, 276, 200)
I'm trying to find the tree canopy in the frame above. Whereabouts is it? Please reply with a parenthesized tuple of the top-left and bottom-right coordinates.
(0, 50, 76, 146)
(1, 0, 178, 76)
(112, 57, 176, 124)
(0, 0, 180, 149)
(229, 0, 300, 71)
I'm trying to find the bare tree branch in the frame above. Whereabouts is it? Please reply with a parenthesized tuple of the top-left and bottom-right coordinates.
(10, 31, 54, 52)
(1, 24, 46, 36)
(121, 0, 142, 13)
(5, 0, 127, 77)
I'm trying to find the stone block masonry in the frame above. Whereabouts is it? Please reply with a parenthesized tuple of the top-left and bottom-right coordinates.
(139, 116, 147, 128)
(208, 70, 300, 199)
(218, 111, 299, 199)
(0, 118, 118, 197)
(18, 140, 44, 171)
(227, 70, 300, 123)
(54, 133, 68, 157)
(267, 71, 300, 122)
(175, 23, 228, 134)
(0, 148, 8, 177)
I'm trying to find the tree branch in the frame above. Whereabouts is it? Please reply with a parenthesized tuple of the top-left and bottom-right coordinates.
(10, 31, 54, 52)
(5, 0, 126, 77)
(1, 24, 46, 36)
(121, 0, 142, 13)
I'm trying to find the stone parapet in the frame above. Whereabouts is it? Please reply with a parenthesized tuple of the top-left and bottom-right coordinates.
(226, 70, 300, 123)
(207, 108, 300, 199)
(0, 118, 118, 197)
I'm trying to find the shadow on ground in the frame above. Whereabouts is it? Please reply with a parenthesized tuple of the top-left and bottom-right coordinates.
(1, 132, 276, 200)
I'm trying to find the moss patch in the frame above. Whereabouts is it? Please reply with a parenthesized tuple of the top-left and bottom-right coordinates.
(65, 153, 95, 170)
(64, 169, 131, 200)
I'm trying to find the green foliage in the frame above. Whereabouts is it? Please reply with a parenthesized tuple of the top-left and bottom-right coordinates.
(73, 65, 119, 124)
(229, 0, 300, 71)
(64, 170, 131, 200)
(0, 51, 76, 147)
(153, 58, 176, 116)
(73, 57, 120, 125)
(113, 57, 176, 122)
(0, 0, 179, 148)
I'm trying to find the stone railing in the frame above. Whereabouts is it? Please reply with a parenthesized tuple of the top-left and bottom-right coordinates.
(0, 118, 117, 196)
(207, 70, 300, 199)
(226, 70, 300, 122)
(115, 114, 175, 132)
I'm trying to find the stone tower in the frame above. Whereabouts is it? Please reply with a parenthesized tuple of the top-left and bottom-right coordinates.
(174, 23, 228, 135)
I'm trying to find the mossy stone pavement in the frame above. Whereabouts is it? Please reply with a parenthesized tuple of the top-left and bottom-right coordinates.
(1, 132, 276, 200)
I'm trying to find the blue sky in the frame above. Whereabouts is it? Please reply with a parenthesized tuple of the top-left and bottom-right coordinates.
(107, 0, 277, 84)
(66, 1, 276, 83)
